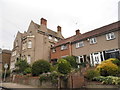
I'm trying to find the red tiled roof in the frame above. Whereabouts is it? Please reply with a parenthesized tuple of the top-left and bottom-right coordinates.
(72, 21, 120, 43)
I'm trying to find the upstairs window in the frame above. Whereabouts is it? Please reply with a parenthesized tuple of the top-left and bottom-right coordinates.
(54, 38, 58, 42)
(52, 48, 56, 52)
(28, 41, 32, 48)
(90, 38, 97, 44)
(22, 43, 27, 50)
(76, 41, 84, 48)
(106, 32, 115, 40)
(48, 36, 52, 40)
(61, 44, 67, 50)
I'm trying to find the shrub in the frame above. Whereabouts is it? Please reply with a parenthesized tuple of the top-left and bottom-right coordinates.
(2, 70, 11, 78)
(96, 59, 119, 76)
(84, 69, 100, 81)
(93, 76, 120, 85)
(15, 59, 30, 73)
(57, 59, 71, 74)
(112, 58, 120, 66)
(23, 67, 32, 75)
(32, 60, 50, 76)
(63, 56, 78, 68)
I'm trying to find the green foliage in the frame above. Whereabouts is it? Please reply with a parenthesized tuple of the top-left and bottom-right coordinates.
(57, 59, 71, 74)
(112, 58, 120, 66)
(85, 69, 100, 81)
(15, 59, 30, 73)
(39, 71, 59, 85)
(23, 67, 32, 75)
(93, 76, 120, 85)
(63, 56, 78, 68)
(96, 58, 119, 76)
(32, 60, 50, 76)
(2, 70, 11, 78)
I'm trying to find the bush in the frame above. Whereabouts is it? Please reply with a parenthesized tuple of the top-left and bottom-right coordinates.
(32, 60, 50, 76)
(63, 56, 78, 68)
(84, 69, 100, 81)
(93, 76, 120, 85)
(15, 59, 30, 73)
(2, 70, 11, 78)
(96, 59, 119, 76)
(57, 59, 71, 74)
(23, 67, 32, 75)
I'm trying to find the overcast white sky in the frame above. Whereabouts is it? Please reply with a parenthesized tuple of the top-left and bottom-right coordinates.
(0, 0, 119, 50)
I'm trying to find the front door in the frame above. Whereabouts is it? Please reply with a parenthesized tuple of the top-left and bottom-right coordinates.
(93, 52, 101, 66)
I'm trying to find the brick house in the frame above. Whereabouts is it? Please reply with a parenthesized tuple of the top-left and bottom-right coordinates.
(50, 30, 81, 62)
(72, 21, 120, 66)
(10, 18, 64, 70)
(50, 21, 120, 66)
(0, 49, 11, 70)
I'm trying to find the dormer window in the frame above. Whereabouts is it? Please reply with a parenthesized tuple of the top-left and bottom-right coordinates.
(61, 44, 67, 50)
(90, 38, 97, 44)
(106, 32, 115, 40)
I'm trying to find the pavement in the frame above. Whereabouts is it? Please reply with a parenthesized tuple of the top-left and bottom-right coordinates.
(0, 82, 38, 88)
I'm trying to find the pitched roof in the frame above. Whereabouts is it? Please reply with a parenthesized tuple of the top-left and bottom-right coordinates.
(72, 21, 120, 43)
(53, 35, 77, 47)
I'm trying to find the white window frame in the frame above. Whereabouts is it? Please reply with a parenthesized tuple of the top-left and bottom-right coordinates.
(61, 45, 67, 50)
(54, 38, 58, 42)
(76, 41, 84, 48)
(27, 55, 31, 64)
(28, 41, 32, 48)
(106, 32, 115, 40)
(48, 36, 52, 40)
(90, 37, 97, 44)
(52, 48, 56, 52)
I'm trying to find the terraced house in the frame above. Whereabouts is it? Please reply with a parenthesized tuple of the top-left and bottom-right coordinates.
(10, 18, 64, 70)
(51, 21, 120, 66)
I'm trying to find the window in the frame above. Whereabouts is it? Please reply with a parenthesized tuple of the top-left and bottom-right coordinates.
(90, 38, 97, 44)
(12, 51, 16, 56)
(27, 55, 31, 64)
(48, 36, 52, 40)
(28, 41, 32, 48)
(22, 43, 26, 50)
(76, 41, 84, 48)
(52, 48, 56, 52)
(54, 38, 58, 42)
(61, 45, 67, 50)
(106, 32, 115, 40)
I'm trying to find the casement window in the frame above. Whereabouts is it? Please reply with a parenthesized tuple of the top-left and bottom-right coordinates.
(28, 41, 32, 48)
(90, 38, 97, 44)
(61, 44, 67, 50)
(52, 48, 56, 52)
(106, 32, 115, 40)
(27, 55, 31, 64)
(76, 41, 84, 48)
(48, 36, 52, 40)
(22, 43, 26, 50)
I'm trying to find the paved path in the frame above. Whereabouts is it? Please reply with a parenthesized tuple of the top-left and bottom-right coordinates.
(1, 82, 38, 88)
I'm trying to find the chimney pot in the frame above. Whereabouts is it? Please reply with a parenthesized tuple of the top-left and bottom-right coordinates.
(57, 26, 61, 32)
(76, 29, 80, 35)
(41, 18, 47, 26)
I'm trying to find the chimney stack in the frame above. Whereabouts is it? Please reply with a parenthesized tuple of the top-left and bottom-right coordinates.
(41, 18, 47, 26)
(57, 26, 61, 32)
(76, 29, 80, 35)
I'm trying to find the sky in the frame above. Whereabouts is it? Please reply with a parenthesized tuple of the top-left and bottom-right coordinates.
(0, 0, 119, 50)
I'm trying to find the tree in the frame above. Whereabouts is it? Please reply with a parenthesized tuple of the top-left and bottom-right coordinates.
(57, 59, 71, 74)
(63, 56, 78, 68)
(15, 59, 30, 73)
(32, 60, 50, 76)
